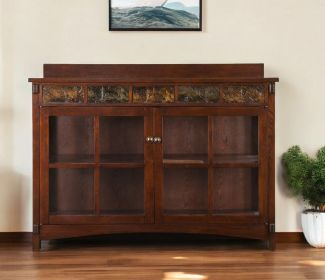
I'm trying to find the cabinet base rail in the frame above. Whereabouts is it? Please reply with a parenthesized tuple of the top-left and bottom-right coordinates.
(33, 224, 275, 251)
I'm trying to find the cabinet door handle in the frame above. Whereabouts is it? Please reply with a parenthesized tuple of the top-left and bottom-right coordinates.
(153, 137, 162, 144)
(146, 136, 154, 143)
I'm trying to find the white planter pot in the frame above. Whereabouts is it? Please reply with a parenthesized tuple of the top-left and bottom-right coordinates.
(301, 212, 325, 248)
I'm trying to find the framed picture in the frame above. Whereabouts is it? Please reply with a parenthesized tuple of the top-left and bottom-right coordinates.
(109, 0, 202, 31)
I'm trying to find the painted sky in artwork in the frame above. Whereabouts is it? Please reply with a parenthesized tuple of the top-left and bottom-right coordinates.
(111, 0, 200, 8)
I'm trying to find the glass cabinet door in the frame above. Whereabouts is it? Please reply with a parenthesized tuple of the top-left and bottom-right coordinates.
(99, 116, 147, 217)
(155, 108, 266, 224)
(211, 116, 260, 216)
(40, 107, 153, 225)
(155, 109, 209, 223)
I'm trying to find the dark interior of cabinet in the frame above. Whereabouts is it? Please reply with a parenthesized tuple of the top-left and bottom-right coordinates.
(212, 168, 258, 214)
(212, 116, 258, 164)
(163, 168, 208, 215)
(163, 117, 208, 164)
(162, 115, 259, 216)
(100, 117, 144, 163)
(49, 168, 94, 215)
(49, 116, 94, 163)
(100, 168, 144, 215)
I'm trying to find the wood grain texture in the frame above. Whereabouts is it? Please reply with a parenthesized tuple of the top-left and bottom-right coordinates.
(0, 232, 32, 243)
(276, 232, 306, 243)
(100, 168, 145, 215)
(212, 168, 258, 213)
(30, 64, 279, 251)
(32, 91, 41, 250)
(0, 232, 307, 244)
(49, 168, 95, 215)
(267, 84, 276, 249)
(0, 240, 322, 280)
(42, 64, 265, 79)
(212, 116, 258, 155)
(49, 116, 94, 163)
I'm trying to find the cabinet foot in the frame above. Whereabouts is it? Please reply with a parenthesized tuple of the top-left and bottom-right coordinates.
(32, 235, 41, 251)
(266, 234, 276, 250)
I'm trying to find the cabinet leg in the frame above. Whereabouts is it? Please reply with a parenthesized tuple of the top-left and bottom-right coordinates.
(266, 234, 276, 250)
(32, 234, 41, 251)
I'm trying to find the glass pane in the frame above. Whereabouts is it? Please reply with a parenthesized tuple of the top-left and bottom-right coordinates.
(212, 116, 258, 164)
(163, 168, 208, 215)
(100, 168, 144, 215)
(212, 168, 258, 214)
(178, 86, 220, 103)
(49, 116, 94, 163)
(49, 168, 94, 215)
(100, 117, 144, 163)
(163, 117, 208, 164)
(43, 86, 84, 104)
(88, 86, 129, 104)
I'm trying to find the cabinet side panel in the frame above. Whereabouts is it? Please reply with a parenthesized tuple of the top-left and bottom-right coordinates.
(40, 109, 50, 224)
(32, 88, 41, 249)
(268, 84, 276, 249)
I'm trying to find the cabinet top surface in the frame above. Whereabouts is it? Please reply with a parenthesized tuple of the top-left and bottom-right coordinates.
(29, 64, 279, 83)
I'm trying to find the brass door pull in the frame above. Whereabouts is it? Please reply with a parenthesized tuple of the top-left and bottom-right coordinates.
(153, 137, 162, 144)
(146, 136, 162, 144)
(146, 136, 154, 143)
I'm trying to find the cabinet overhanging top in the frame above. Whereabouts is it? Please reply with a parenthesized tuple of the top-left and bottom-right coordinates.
(28, 64, 279, 83)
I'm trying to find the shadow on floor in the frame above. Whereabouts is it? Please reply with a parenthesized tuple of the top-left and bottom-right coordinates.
(43, 233, 268, 251)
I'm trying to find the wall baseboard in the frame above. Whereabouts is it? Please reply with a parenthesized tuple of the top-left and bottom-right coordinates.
(0, 232, 306, 244)
(0, 232, 32, 243)
(276, 232, 306, 243)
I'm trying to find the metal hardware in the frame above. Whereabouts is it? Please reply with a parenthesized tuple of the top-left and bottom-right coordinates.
(269, 223, 275, 233)
(146, 136, 154, 143)
(153, 137, 162, 144)
(32, 84, 40, 94)
(268, 83, 275, 95)
(146, 136, 162, 144)
(33, 224, 40, 234)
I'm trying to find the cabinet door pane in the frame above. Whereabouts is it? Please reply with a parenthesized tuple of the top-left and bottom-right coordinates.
(100, 117, 144, 163)
(49, 168, 94, 215)
(212, 168, 258, 214)
(163, 168, 208, 215)
(163, 117, 208, 163)
(212, 116, 258, 164)
(49, 116, 94, 163)
(100, 168, 144, 215)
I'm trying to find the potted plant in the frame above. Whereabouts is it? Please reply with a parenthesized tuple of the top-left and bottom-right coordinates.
(282, 146, 325, 248)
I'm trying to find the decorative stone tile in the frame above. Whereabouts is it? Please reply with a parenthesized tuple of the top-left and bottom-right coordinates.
(223, 85, 265, 104)
(133, 86, 175, 103)
(178, 86, 220, 103)
(133, 87, 153, 103)
(88, 86, 129, 104)
(43, 86, 84, 104)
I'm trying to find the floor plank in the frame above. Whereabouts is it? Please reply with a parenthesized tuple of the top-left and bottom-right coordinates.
(0, 238, 324, 280)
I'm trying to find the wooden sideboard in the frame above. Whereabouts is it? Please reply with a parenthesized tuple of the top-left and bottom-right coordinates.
(29, 64, 279, 250)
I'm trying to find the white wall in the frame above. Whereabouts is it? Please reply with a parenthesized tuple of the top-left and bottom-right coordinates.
(1, 0, 325, 232)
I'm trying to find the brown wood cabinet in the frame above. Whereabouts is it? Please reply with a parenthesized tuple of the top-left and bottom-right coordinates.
(29, 64, 279, 250)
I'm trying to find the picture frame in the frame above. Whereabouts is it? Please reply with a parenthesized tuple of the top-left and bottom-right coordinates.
(109, 0, 202, 31)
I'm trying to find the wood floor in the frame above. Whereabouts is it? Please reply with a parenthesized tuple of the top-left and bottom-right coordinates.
(0, 236, 324, 280)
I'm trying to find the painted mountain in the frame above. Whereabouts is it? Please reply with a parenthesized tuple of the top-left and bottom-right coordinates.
(164, 1, 200, 17)
(110, 0, 201, 30)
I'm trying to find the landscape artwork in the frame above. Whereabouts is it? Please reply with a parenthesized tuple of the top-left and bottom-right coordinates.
(109, 0, 202, 31)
